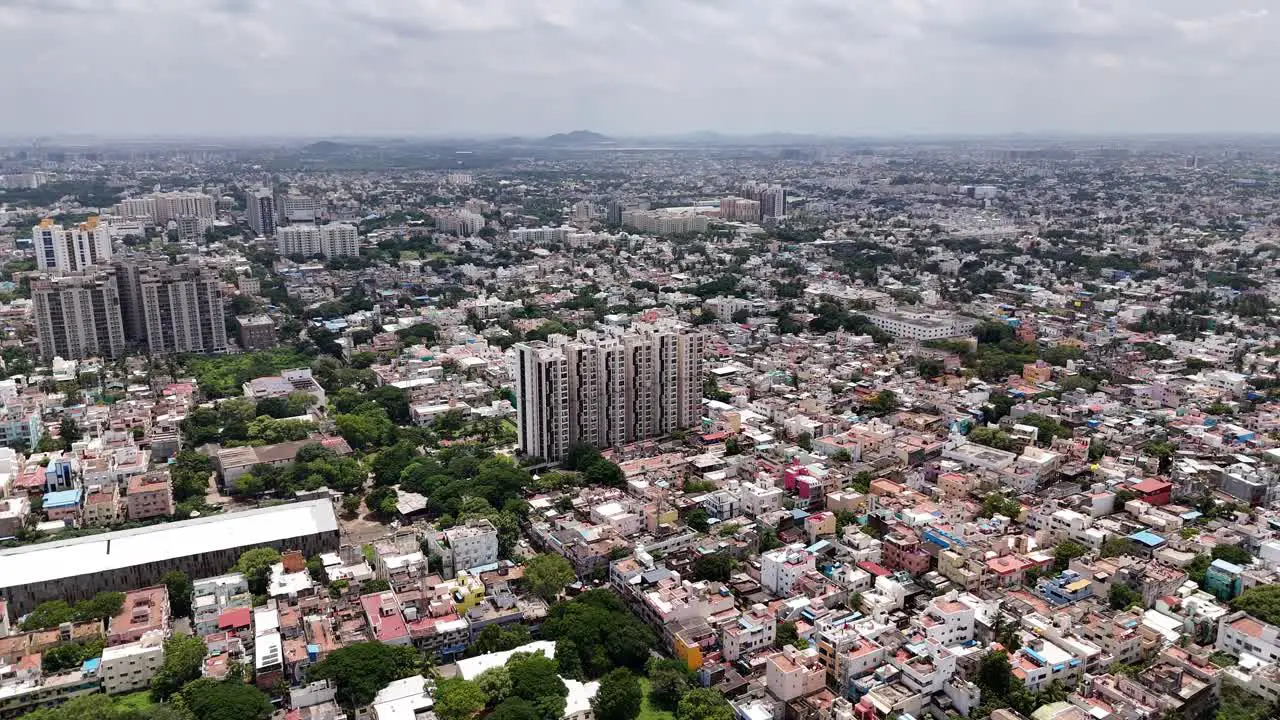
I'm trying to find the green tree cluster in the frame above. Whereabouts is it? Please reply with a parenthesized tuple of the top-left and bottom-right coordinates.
(20, 592, 125, 631)
(306, 641, 421, 708)
(541, 590, 655, 678)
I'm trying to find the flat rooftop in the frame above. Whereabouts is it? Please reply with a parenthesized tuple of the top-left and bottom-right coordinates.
(0, 499, 338, 590)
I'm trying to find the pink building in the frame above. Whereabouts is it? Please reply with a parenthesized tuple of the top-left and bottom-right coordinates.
(125, 471, 174, 520)
(108, 586, 170, 646)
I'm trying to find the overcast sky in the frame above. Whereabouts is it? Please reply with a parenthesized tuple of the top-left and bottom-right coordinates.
(1, 0, 1278, 138)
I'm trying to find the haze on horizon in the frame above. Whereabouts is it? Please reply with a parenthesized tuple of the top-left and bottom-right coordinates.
(1, 0, 1277, 139)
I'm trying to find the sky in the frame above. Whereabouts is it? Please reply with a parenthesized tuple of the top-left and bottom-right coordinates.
(1, 0, 1278, 138)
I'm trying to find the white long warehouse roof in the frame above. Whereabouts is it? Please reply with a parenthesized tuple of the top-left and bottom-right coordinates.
(0, 499, 338, 590)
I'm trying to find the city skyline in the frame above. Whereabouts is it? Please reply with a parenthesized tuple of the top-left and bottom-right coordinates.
(1, 0, 1278, 137)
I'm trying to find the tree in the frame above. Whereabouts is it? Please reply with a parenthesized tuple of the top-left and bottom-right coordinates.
(341, 493, 363, 517)
(151, 635, 208, 700)
(233, 547, 282, 595)
(978, 651, 1012, 700)
(306, 641, 420, 708)
(59, 417, 82, 450)
(41, 637, 104, 673)
(868, 389, 899, 414)
(692, 552, 734, 582)
(1231, 584, 1280, 627)
(585, 458, 625, 488)
(593, 668, 642, 720)
(475, 666, 513, 706)
(525, 553, 576, 602)
(436, 678, 488, 720)
(471, 624, 534, 656)
(1213, 544, 1254, 567)
(676, 689, 734, 720)
(180, 678, 273, 720)
(489, 698, 541, 720)
(373, 441, 420, 487)
(1109, 583, 1142, 610)
(686, 508, 710, 533)
(163, 570, 194, 618)
(506, 652, 568, 720)
(1099, 537, 1134, 558)
(1053, 541, 1088, 572)
(776, 621, 803, 649)
(647, 658, 693, 711)
(541, 590, 655, 678)
(796, 431, 812, 451)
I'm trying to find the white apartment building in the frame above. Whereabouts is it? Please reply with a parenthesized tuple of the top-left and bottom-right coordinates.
(277, 223, 359, 259)
(116, 197, 158, 220)
(739, 481, 784, 516)
(32, 218, 112, 272)
(866, 311, 975, 341)
(912, 592, 977, 647)
(510, 226, 572, 245)
(514, 343, 569, 462)
(621, 209, 709, 235)
(722, 607, 776, 661)
(761, 545, 815, 596)
(247, 188, 276, 236)
(436, 210, 485, 236)
(766, 646, 825, 701)
(100, 630, 165, 695)
(279, 194, 322, 223)
(1217, 612, 1280, 666)
(432, 519, 499, 578)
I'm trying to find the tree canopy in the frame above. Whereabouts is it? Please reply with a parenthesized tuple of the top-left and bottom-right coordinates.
(306, 641, 420, 707)
(525, 554, 576, 602)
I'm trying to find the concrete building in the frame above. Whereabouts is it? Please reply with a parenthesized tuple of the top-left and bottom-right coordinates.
(719, 197, 761, 223)
(107, 586, 170, 645)
(100, 630, 165, 695)
(247, 187, 276, 237)
(427, 518, 499, 578)
(148, 192, 216, 224)
(766, 645, 825, 701)
(31, 269, 127, 360)
(761, 545, 815, 596)
(277, 223, 359, 258)
(125, 471, 174, 521)
(236, 315, 277, 350)
(1217, 612, 1280, 665)
(0, 500, 339, 614)
(31, 217, 112, 272)
(278, 193, 322, 223)
(514, 323, 704, 462)
(116, 261, 227, 355)
(866, 311, 975, 341)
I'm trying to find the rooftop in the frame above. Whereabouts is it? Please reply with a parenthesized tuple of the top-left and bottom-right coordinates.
(0, 499, 338, 590)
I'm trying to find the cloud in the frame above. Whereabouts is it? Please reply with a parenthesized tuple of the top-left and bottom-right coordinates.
(0, 0, 1277, 136)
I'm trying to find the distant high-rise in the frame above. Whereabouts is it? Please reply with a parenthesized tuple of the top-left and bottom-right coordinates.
(276, 223, 359, 258)
(247, 188, 276, 237)
(278, 193, 321, 223)
(31, 217, 112, 272)
(31, 269, 127, 360)
(150, 192, 216, 224)
(744, 182, 787, 219)
(514, 323, 704, 462)
(115, 258, 227, 355)
(606, 200, 623, 226)
(719, 196, 762, 223)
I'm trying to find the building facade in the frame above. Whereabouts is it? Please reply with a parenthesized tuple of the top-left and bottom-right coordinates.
(514, 323, 704, 462)
(31, 269, 128, 360)
(276, 223, 359, 258)
(31, 218, 112, 272)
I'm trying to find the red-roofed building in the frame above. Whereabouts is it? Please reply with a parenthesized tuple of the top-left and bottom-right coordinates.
(360, 591, 410, 646)
(108, 586, 170, 646)
(1130, 478, 1172, 506)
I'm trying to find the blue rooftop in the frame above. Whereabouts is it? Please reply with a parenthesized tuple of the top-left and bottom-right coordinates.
(43, 488, 82, 508)
(1128, 530, 1166, 548)
(81, 658, 100, 673)
(1210, 559, 1245, 574)
(789, 509, 810, 520)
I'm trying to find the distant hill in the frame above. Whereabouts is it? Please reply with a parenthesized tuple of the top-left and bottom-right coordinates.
(301, 140, 360, 154)
(540, 130, 613, 146)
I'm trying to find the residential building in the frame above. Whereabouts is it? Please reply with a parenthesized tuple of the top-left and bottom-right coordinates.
(278, 193, 322, 223)
(31, 269, 127, 360)
(116, 261, 227, 355)
(277, 223, 359, 258)
(514, 323, 704, 462)
(31, 217, 112, 272)
(766, 645, 825, 701)
(236, 315, 276, 350)
(100, 630, 165, 695)
(1217, 612, 1280, 665)
(125, 471, 174, 521)
(147, 192, 216, 224)
(247, 187, 276, 236)
(427, 518, 499, 578)
(107, 586, 170, 645)
(761, 545, 815, 596)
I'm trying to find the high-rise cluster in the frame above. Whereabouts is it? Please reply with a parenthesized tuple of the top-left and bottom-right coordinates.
(513, 323, 704, 462)
(29, 246, 226, 360)
(32, 217, 112, 272)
